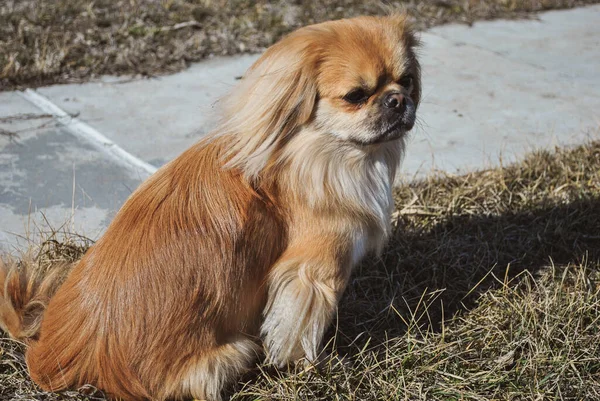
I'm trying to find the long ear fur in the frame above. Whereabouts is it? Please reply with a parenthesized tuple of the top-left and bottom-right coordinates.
(218, 36, 319, 180)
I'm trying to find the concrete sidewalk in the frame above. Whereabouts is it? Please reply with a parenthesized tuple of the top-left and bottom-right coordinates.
(1, 5, 599, 253)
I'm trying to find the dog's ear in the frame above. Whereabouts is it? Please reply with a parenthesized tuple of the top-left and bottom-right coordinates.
(219, 37, 319, 180)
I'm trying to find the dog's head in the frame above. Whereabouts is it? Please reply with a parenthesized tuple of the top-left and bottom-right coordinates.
(220, 14, 421, 178)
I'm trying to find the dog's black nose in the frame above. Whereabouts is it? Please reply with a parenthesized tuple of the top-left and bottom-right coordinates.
(383, 92, 406, 112)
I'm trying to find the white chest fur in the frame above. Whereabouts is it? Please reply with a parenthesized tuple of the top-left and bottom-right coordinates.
(348, 154, 396, 267)
(282, 133, 402, 266)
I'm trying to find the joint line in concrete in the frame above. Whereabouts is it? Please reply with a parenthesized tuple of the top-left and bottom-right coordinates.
(18, 89, 158, 177)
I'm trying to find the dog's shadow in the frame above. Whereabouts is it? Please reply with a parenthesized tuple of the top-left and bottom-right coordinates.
(333, 195, 600, 349)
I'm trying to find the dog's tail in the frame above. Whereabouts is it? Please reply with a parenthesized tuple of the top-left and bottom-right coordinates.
(0, 256, 71, 341)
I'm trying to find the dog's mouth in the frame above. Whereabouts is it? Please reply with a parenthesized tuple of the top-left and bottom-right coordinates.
(382, 119, 412, 138)
(350, 119, 413, 147)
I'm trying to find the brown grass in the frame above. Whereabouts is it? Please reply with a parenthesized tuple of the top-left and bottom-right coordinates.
(1, 140, 599, 400)
(2, 0, 600, 90)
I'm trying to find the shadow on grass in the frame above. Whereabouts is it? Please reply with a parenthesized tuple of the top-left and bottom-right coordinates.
(334, 195, 600, 349)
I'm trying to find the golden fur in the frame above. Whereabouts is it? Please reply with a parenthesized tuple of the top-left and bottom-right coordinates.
(0, 14, 421, 400)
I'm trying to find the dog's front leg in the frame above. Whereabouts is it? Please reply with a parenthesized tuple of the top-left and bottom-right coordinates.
(260, 246, 350, 367)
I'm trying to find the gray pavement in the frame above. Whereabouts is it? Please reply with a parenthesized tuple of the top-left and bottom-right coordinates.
(1, 5, 599, 253)
(0, 93, 146, 251)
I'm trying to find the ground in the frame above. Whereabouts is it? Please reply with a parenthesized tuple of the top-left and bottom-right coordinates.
(2, 0, 600, 90)
(2, 141, 599, 400)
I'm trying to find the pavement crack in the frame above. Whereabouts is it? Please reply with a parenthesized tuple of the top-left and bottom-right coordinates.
(0, 113, 53, 123)
(0, 127, 20, 142)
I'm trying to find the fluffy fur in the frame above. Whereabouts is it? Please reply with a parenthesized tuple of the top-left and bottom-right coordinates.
(0, 14, 421, 400)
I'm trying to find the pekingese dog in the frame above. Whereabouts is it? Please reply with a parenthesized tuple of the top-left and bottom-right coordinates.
(0, 14, 420, 401)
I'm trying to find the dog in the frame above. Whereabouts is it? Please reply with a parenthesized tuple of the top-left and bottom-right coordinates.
(0, 14, 421, 400)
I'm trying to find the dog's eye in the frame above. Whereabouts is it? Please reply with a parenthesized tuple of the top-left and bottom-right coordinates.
(399, 75, 413, 88)
(343, 89, 368, 104)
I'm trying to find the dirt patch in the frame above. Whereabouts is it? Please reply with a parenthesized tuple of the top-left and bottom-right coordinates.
(1, 0, 599, 90)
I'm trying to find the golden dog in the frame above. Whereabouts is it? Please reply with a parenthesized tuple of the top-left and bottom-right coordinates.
(0, 14, 421, 400)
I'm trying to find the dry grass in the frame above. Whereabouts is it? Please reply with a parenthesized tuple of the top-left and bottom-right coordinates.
(2, 0, 600, 90)
(0, 237, 91, 400)
(1, 140, 599, 400)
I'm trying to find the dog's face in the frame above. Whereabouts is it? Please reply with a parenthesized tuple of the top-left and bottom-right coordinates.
(222, 15, 421, 177)
(308, 17, 421, 146)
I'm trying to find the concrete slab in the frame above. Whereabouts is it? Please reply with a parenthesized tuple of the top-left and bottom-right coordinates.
(405, 5, 600, 174)
(408, 28, 600, 175)
(0, 92, 143, 253)
(37, 55, 259, 166)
